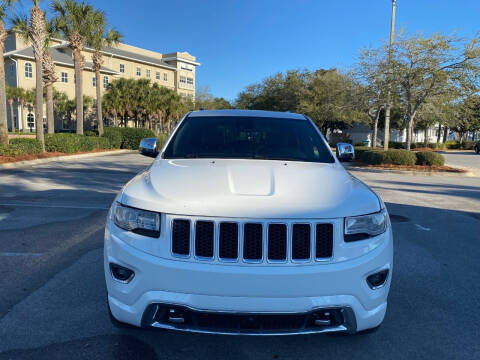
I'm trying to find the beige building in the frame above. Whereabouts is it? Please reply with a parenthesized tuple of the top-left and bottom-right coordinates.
(3, 30, 199, 131)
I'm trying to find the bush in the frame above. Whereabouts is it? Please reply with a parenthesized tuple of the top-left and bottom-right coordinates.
(157, 133, 169, 149)
(360, 150, 386, 165)
(354, 146, 374, 159)
(388, 141, 405, 149)
(84, 130, 99, 137)
(103, 128, 123, 149)
(0, 138, 43, 156)
(44, 133, 113, 153)
(121, 128, 155, 149)
(360, 149, 417, 166)
(416, 151, 445, 166)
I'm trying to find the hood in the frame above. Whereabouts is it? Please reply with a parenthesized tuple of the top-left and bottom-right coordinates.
(121, 159, 381, 219)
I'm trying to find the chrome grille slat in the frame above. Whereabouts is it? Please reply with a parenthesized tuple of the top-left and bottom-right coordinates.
(171, 217, 334, 264)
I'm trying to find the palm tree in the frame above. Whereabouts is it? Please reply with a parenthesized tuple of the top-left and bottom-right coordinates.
(52, 0, 99, 135)
(0, 0, 18, 144)
(90, 13, 121, 136)
(12, 15, 57, 137)
(16, 87, 26, 131)
(28, 0, 48, 150)
(6, 85, 18, 131)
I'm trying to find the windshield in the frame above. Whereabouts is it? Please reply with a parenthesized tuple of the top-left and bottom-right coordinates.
(163, 116, 335, 163)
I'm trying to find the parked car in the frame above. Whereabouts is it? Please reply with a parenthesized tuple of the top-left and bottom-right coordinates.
(105, 109, 393, 335)
(475, 140, 480, 154)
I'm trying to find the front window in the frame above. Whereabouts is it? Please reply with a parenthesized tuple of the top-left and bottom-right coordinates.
(156, 71, 160, 80)
(61, 72, 68, 83)
(136, 67, 141, 76)
(163, 73, 167, 81)
(163, 116, 334, 163)
(25, 63, 33, 78)
(187, 77, 193, 85)
(103, 76, 109, 88)
(120, 63, 125, 73)
(92, 77, 96, 87)
(146, 69, 151, 78)
(180, 76, 186, 84)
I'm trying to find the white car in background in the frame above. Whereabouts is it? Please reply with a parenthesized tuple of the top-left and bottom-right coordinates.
(104, 109, 393, 335)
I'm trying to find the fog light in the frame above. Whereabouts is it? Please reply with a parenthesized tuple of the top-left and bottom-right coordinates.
(110, 263, 135, 283)
(366, 269, 389, 289)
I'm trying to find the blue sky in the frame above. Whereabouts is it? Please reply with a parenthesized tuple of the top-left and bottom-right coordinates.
(33, 0, 480, 101)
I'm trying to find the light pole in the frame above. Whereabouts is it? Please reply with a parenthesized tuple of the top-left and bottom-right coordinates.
(384, 0, 396, 150)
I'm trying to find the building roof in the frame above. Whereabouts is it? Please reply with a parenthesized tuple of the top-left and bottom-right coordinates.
(101, 46, 177, 70)
(4, 46, 118, 74)
(188, 109, 307, 120)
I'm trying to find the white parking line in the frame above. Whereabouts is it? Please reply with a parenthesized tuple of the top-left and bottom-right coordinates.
(0, 202, 109, 210)
(0, 252, 43, 256)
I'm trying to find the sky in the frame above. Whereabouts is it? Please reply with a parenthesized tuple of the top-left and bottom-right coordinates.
(27, 0, 480, 101)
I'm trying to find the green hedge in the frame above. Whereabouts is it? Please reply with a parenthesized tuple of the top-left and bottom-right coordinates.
(445, 140, 475, 150)
(0, 138, 43, 156)
(103, 127, 155, 149)
(44, 133, 113, 153)
(415, 151, 445, 166)
(360, 149, 417, 166)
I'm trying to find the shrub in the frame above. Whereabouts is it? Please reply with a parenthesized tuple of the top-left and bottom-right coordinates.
(416, 151, 445, 166)
(84, 130, 99, 136)
(103, 128, 123, 149)
(388, 141, 405, 149)
(157, 133, 169, 149)
(121, 128, 155, 149)
(360, 149, 416, 166)
(9, 138, 43, 154)
(44, 133, 113, 153)
(0, 138, 43, 156)
(444, 140, 460, 149)
(354, 146, 374, 159)
(360, 150, 386, 165)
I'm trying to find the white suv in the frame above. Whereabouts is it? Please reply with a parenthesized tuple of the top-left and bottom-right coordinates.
(104, 109, 393, 335)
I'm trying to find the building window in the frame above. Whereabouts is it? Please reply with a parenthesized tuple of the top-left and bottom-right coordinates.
(61, 72, 68, 83)
(10, 64, 15, 76)
(25, 63, 33, 78)
(146, 69, 151, 78)
(136, 67, 141, 76)
(92, 77, 96, 87)
(163, 73, 167, 81)
(187, 77, 193, 85)
(120, 63, 125, 73)
(27, 113, 34, 129)
(156, 71, 160, 80)
(103, 76, 109, 88)
(180, 76, 186, 84)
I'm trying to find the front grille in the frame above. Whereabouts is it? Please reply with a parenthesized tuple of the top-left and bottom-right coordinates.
(195, 221, 214, 258)
(268, 224, 287, 261)
(171, 217, 334, 263)
(171, 220, 190, 255)
(292, 224, 311, 260)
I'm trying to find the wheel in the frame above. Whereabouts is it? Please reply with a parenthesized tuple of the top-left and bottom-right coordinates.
(107, 300, 134, 329)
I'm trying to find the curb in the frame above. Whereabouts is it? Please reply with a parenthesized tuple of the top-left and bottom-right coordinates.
(0, 149, 137, 169)
(345, 165, 474, 177)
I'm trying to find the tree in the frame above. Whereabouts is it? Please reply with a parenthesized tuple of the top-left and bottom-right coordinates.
(53, 89, 75, 128)
(194, 86, 231, 110)
(300, 69, 368, 134)
(0, 0, 18, 144)
(52, 0, 99, 135)
(90, 12, 121, 136)
(12, 15, 58, 136)
(356, 48, 390, 147)
(5, 85, 18, 131)
(391, 33, 480, 149)
(16, 87, 26, 131)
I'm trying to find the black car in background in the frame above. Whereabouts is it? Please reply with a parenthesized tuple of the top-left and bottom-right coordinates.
(475, 141, 480, 154)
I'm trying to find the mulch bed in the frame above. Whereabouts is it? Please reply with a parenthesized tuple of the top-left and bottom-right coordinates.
(352, 162, 467, 173)
(0, 149, 118, 164)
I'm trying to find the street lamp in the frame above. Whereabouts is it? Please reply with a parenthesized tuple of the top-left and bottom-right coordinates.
(384, 0, 396, 150)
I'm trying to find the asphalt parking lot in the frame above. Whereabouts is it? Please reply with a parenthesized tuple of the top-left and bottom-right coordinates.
(0, 152, 479, 360)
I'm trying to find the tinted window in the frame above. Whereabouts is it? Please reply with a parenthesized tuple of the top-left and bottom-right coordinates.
(163, 116, 334, 163)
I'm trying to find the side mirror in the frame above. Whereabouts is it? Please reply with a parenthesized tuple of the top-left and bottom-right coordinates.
(139, 137, 159, 157)
(336, 142, 355, 162)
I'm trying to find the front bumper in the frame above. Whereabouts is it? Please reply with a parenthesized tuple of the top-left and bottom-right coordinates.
(105, 225, 393, 334)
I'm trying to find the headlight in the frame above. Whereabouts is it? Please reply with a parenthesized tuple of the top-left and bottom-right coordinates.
(344, 208, 388, 242)
(113, 202, 160, 237)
